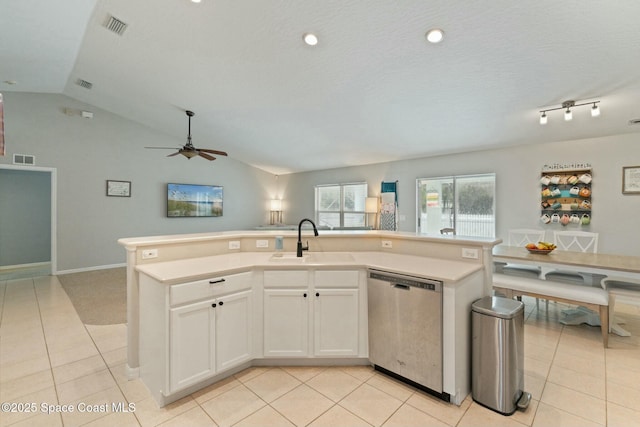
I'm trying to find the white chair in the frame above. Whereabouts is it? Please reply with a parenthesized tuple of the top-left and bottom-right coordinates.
(601, 276, 640, 336)
(500, 229, 546, 278)
(545, 231, 602, 285)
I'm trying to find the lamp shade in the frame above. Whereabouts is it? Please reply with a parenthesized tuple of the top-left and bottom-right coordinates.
(365, 197, 378, 213)
(270, 199, 282, 211)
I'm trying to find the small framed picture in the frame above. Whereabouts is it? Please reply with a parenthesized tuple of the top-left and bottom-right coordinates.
(622, 166, 640, 194)
(106, 180, 131, 197)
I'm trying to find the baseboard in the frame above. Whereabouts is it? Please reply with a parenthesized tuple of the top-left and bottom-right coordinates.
(0, 261, 51, 271)
(56, 263, 126, 275)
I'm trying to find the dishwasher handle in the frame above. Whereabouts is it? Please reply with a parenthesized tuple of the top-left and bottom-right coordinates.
(393, 283, 411, 290)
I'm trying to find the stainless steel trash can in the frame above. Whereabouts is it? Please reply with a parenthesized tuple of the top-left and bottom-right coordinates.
(472, 296, 530, 415)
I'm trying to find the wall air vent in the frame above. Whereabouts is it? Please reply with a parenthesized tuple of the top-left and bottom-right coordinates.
(13, 154, 36, 166)
(104, 14, 128, 36)
(76, 79, 93, 90)
(629, 118, 640, 126)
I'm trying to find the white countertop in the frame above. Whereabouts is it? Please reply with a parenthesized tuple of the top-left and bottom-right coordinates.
(136, 251, 483, 285)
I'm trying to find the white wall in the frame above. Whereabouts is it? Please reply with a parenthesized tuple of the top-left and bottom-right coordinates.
(0, 93, 276, 272)
(283, 135, 640, 256)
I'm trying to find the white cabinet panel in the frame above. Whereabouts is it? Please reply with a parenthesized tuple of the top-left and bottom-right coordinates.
(263, 289, 309, 357)
(169, 299, 216, 392)
(216, 290, 252, 371)
(314, 289, 359, 356)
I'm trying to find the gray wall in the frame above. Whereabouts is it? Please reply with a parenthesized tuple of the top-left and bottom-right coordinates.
(283, 134, 640, 256)
(0, 168, 51, 266)
(0, 93, 276, 272)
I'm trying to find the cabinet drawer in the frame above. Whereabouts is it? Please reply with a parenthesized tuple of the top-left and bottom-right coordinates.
(315, 270, 359, 288)
(170, 271, 252, 306)
(264, 270, 308, 288)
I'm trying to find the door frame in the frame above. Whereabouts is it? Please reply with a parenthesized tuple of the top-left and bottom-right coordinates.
(0, 164, 57, 274)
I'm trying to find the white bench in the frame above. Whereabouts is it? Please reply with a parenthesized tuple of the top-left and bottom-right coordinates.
(493, 273, 609, 347)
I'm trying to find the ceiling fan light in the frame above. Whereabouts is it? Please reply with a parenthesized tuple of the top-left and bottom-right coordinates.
(182, 150, 198, 159)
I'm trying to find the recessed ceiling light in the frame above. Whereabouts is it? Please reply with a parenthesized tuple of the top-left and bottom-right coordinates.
(303, 33, 318, 46)
(425, 28, 444, 44)
(191, 0, 201, 3)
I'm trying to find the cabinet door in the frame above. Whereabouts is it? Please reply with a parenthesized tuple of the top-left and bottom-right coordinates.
(169, 300, 216, 392)
(314, 289, 359, 356)
(263, 289, 309, 357)
(216, 290, 252, 372)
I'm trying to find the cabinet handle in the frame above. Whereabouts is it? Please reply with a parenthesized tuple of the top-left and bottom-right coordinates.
(303, 293, 307, 298)
(209, 278, 226, 284)
(316, 292, 320, 297)
(219, 301, 224, 306)
(211, 303, 217, 308)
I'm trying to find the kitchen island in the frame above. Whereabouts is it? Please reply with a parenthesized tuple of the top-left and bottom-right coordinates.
(119, 230, 501, 406)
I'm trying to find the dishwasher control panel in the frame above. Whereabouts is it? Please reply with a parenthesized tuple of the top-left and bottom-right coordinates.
(369, 270, 442, 292)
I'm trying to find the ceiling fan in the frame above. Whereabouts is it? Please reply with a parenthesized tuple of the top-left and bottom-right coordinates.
(145, 110, 228, 161)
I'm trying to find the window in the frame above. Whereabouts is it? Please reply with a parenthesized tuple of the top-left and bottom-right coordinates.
(315, 183, 368, 228)
(417, 174, 495, 237)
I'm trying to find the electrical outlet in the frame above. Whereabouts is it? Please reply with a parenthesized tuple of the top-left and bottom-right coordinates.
(228, 241, 240, 250)
(142, 249, 158, 259)
(256, 240, 269, 248)
(462, 248, 479, 259)
(381, 240, 393, 248)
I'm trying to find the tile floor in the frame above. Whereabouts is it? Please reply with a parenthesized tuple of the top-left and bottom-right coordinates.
(1, 275, 639, 426)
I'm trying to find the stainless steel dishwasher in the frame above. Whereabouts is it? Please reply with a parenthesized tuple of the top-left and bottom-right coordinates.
(368, 269, 447, 401)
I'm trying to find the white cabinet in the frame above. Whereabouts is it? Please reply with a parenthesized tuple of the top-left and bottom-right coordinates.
(263, 289, 309, 357)
(139, 271, 254, 402)
(314, 288, 359, 356)
(263, 269, 362, 358)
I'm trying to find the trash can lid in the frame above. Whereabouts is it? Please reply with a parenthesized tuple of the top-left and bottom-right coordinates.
(472, 296, 523, 319)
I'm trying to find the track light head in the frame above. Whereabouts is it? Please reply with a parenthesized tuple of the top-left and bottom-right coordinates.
(540, 111, 547, 125)
(591, 103, 600, 117)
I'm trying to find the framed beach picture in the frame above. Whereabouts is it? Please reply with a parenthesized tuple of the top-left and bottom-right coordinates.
(167, 183, 223, 217)
(622, 166, 640, 194)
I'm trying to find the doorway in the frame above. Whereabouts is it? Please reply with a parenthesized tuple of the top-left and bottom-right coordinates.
(0, 164, 57, 279)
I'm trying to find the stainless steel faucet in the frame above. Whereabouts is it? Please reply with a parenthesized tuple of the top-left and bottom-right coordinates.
(297, 218, 319, 257)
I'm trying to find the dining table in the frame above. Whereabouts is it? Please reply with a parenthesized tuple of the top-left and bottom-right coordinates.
(493, 244, 640, 335)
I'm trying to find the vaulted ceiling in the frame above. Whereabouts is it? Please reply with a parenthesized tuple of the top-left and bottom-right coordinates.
(2, 0, 640, 174)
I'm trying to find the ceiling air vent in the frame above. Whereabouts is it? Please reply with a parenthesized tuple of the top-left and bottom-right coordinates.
(76, 79, 93, 90)
(629, 118, 640, 126)
(104, 14, 128, 36)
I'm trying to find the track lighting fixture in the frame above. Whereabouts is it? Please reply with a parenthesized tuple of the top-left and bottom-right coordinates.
(539, 100, 600, 125)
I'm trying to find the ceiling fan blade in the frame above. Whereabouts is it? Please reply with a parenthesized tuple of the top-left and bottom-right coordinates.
(167, 151, 181, 157)
(199, 152, 217, 161)
(199, 149, 228, 156)
(145, 147, 181, 150)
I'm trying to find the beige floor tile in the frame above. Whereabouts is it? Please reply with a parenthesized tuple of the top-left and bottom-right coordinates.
(306, 368, 363, 402)
(281, 365, 327, 382)
(381, 403, 448, 427)
(192, 375, 241, 404)
(339, 365, 376, 381)
(366, 372, 415, 402)
(339, 383, 403, 427)
(48, 342, 101, 368)
(242, 368, 301, 403)
(134, 395, 198, 427)
(540, 382, 606, 425)
(109, 363, 152, 404)
(101, 345, 127, 367)
(606, 379, 640, 411)
(524, 355, 551, 381)
(307, 404, 372, 427)
(532, 401, 603, 427)
(271, 384, 334, 426)
(606, 358, 640, 390)
(56, 368, 118, 404)
(155, 406, 216, 427)
(0, 368, 54, 402)
(523, 373, 546, 401)
(456, 402, 526, 427)
(59, 385, 129, 427)
(547, 364, 605, 399)
(81, 411, 140, 427)
(4, 411, 64, 427)
(233, 366, 272, 383)
(405, 392, 470, 426)
(0, 386, 59, 427)
(607, 401, 640, 427)
(52, 354, 107, 385)
(234, 405, 295, 427)
(86, 323, 127, 354)
(0, 355, 51, 383)
(200, 384, 265, 426)
(551, 350, 605, 378)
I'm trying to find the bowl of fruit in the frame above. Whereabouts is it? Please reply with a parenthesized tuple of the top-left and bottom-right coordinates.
(525, 242, 556, 254)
